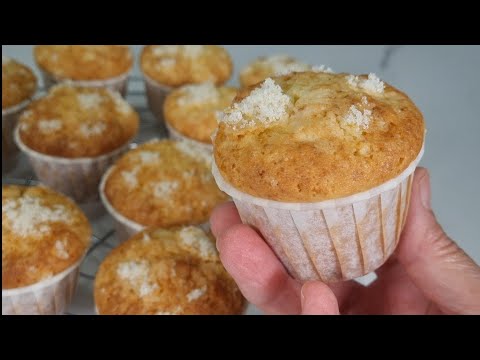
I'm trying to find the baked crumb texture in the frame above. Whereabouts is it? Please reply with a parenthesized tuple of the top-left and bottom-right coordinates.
(18, 84, 139, 158)
(94, 226, 245, 315)
(164, 82, 237, 143)
(214, 71, 425, 202)
(2, 185, 91, 289)
(34, 45, 133, 81)
(141, 45, 233, 87)
(104, 139, 229, 227)
(2, 56, 37, 109)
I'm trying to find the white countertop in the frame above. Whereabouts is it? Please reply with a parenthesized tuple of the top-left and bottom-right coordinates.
(3, 45, 479, 315)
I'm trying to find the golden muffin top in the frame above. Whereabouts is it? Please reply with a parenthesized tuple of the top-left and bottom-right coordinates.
(94, 226, 245, 315)
(34, 45, 133, 81)
(164, 82, 238, 144)
(2, 185, 91, 289)
(18, 84, 139, 158)
(239, 54, 334, 88)
(2, 56, 37, 110)
(214, 71, 425, 202)
(104, 139, 229, 227)
(140, 45, 233, 87)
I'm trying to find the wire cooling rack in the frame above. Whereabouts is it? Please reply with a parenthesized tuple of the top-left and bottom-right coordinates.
(2, 77, 262, 315)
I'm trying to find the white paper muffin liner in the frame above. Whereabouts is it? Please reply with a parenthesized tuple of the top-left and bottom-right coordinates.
(142, 73, 172, 122)
(2, 98, 32, 173)
(212, 143, 425, 283)
(165, 122, 214, 152)
(39, 68, 131, 97)
(2, 259, 82, 315)
(99, 166, 211, 244)
(14, 126, 133, 203)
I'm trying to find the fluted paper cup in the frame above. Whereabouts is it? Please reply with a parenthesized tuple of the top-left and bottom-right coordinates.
(14, 126, 132, 203)
(99, 167, 144, 243)
(2, 98, 32, 173)
(2, 259, 82, 315)
(100, 166, 211, 244)
(142, 73, 172, 122)
(39, 68, 131, 97)
(165, 122, 213, 152)
(212, 144, 425, 283)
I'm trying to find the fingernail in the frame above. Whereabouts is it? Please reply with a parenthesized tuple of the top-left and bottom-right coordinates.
(419, 171, 432, 210)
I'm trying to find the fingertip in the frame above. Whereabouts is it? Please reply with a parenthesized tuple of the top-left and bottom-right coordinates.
(301, 281, 340, 315)
(210, 201, 241, 239)
(414, 167, 429, 180)
(217, 223, 296, 309)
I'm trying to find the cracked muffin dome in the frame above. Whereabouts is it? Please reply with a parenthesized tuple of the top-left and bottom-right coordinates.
(140, 45, 233, 87)
(2, 56, 37, 110)
(2, 185, 91, 289)
(103, 139, 229, 228)
(164, 82, 238, 144)
(17, 84, 139, 158)
(239, 54, 334, 88)
(34, 45, 133, 81)
(214, 71, 425, 202)
(94, 226, 245, 315)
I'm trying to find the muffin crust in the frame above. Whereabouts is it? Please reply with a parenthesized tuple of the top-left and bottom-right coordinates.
(18, 84, 139, 158)
(104, 139, 228, 227)
(164, 82, 237, 143)
(2, 56, 37, 110)
(2, 185, 91, 289)
(34, 45, 133, 81)
(214, 72, 425, 202)
(239, 54, 312, 88)
(140, 45, 232, 87)
(94, 226, 245, 315)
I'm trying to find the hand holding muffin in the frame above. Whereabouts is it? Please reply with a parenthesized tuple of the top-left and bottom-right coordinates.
(211, 168, 480, 315)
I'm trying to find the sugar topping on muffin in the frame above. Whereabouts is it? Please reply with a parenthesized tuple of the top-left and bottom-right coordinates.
(164, 82, 238, 143)
(214, 71, 425, 202)
(176, 82, 219, 106)
(346, 73, 385, 94)
(18, 84, 139, 158)
(141, 45, 233, 87)
(104, 139, 228, 228)
(219, 78, 291, 130)
(2, 185, 91, 289)
(2, 56, 37, 110)
(94, 226, 245, 315)
(34, 45, 133, 81)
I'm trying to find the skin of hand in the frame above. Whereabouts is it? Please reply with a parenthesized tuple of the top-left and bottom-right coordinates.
(210, 167, 480, 315)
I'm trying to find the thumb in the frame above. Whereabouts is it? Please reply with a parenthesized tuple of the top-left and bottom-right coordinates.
(300, 281, 340, 315)
(397, 167, 480, 314)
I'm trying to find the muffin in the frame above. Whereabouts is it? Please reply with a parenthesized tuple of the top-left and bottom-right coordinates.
(2, 56, 37, 173)
(94, 226, 246, 315)
(212, 72, 425, 282)
(34, 45, 133, 96)
(140, 45, 233, 121)
(2, 185, 92, 315)
(239, 55, 335, 88)
(100, 139, 229, 242)
(163, 82, 237, 148)
(15, 84, 139, 202)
